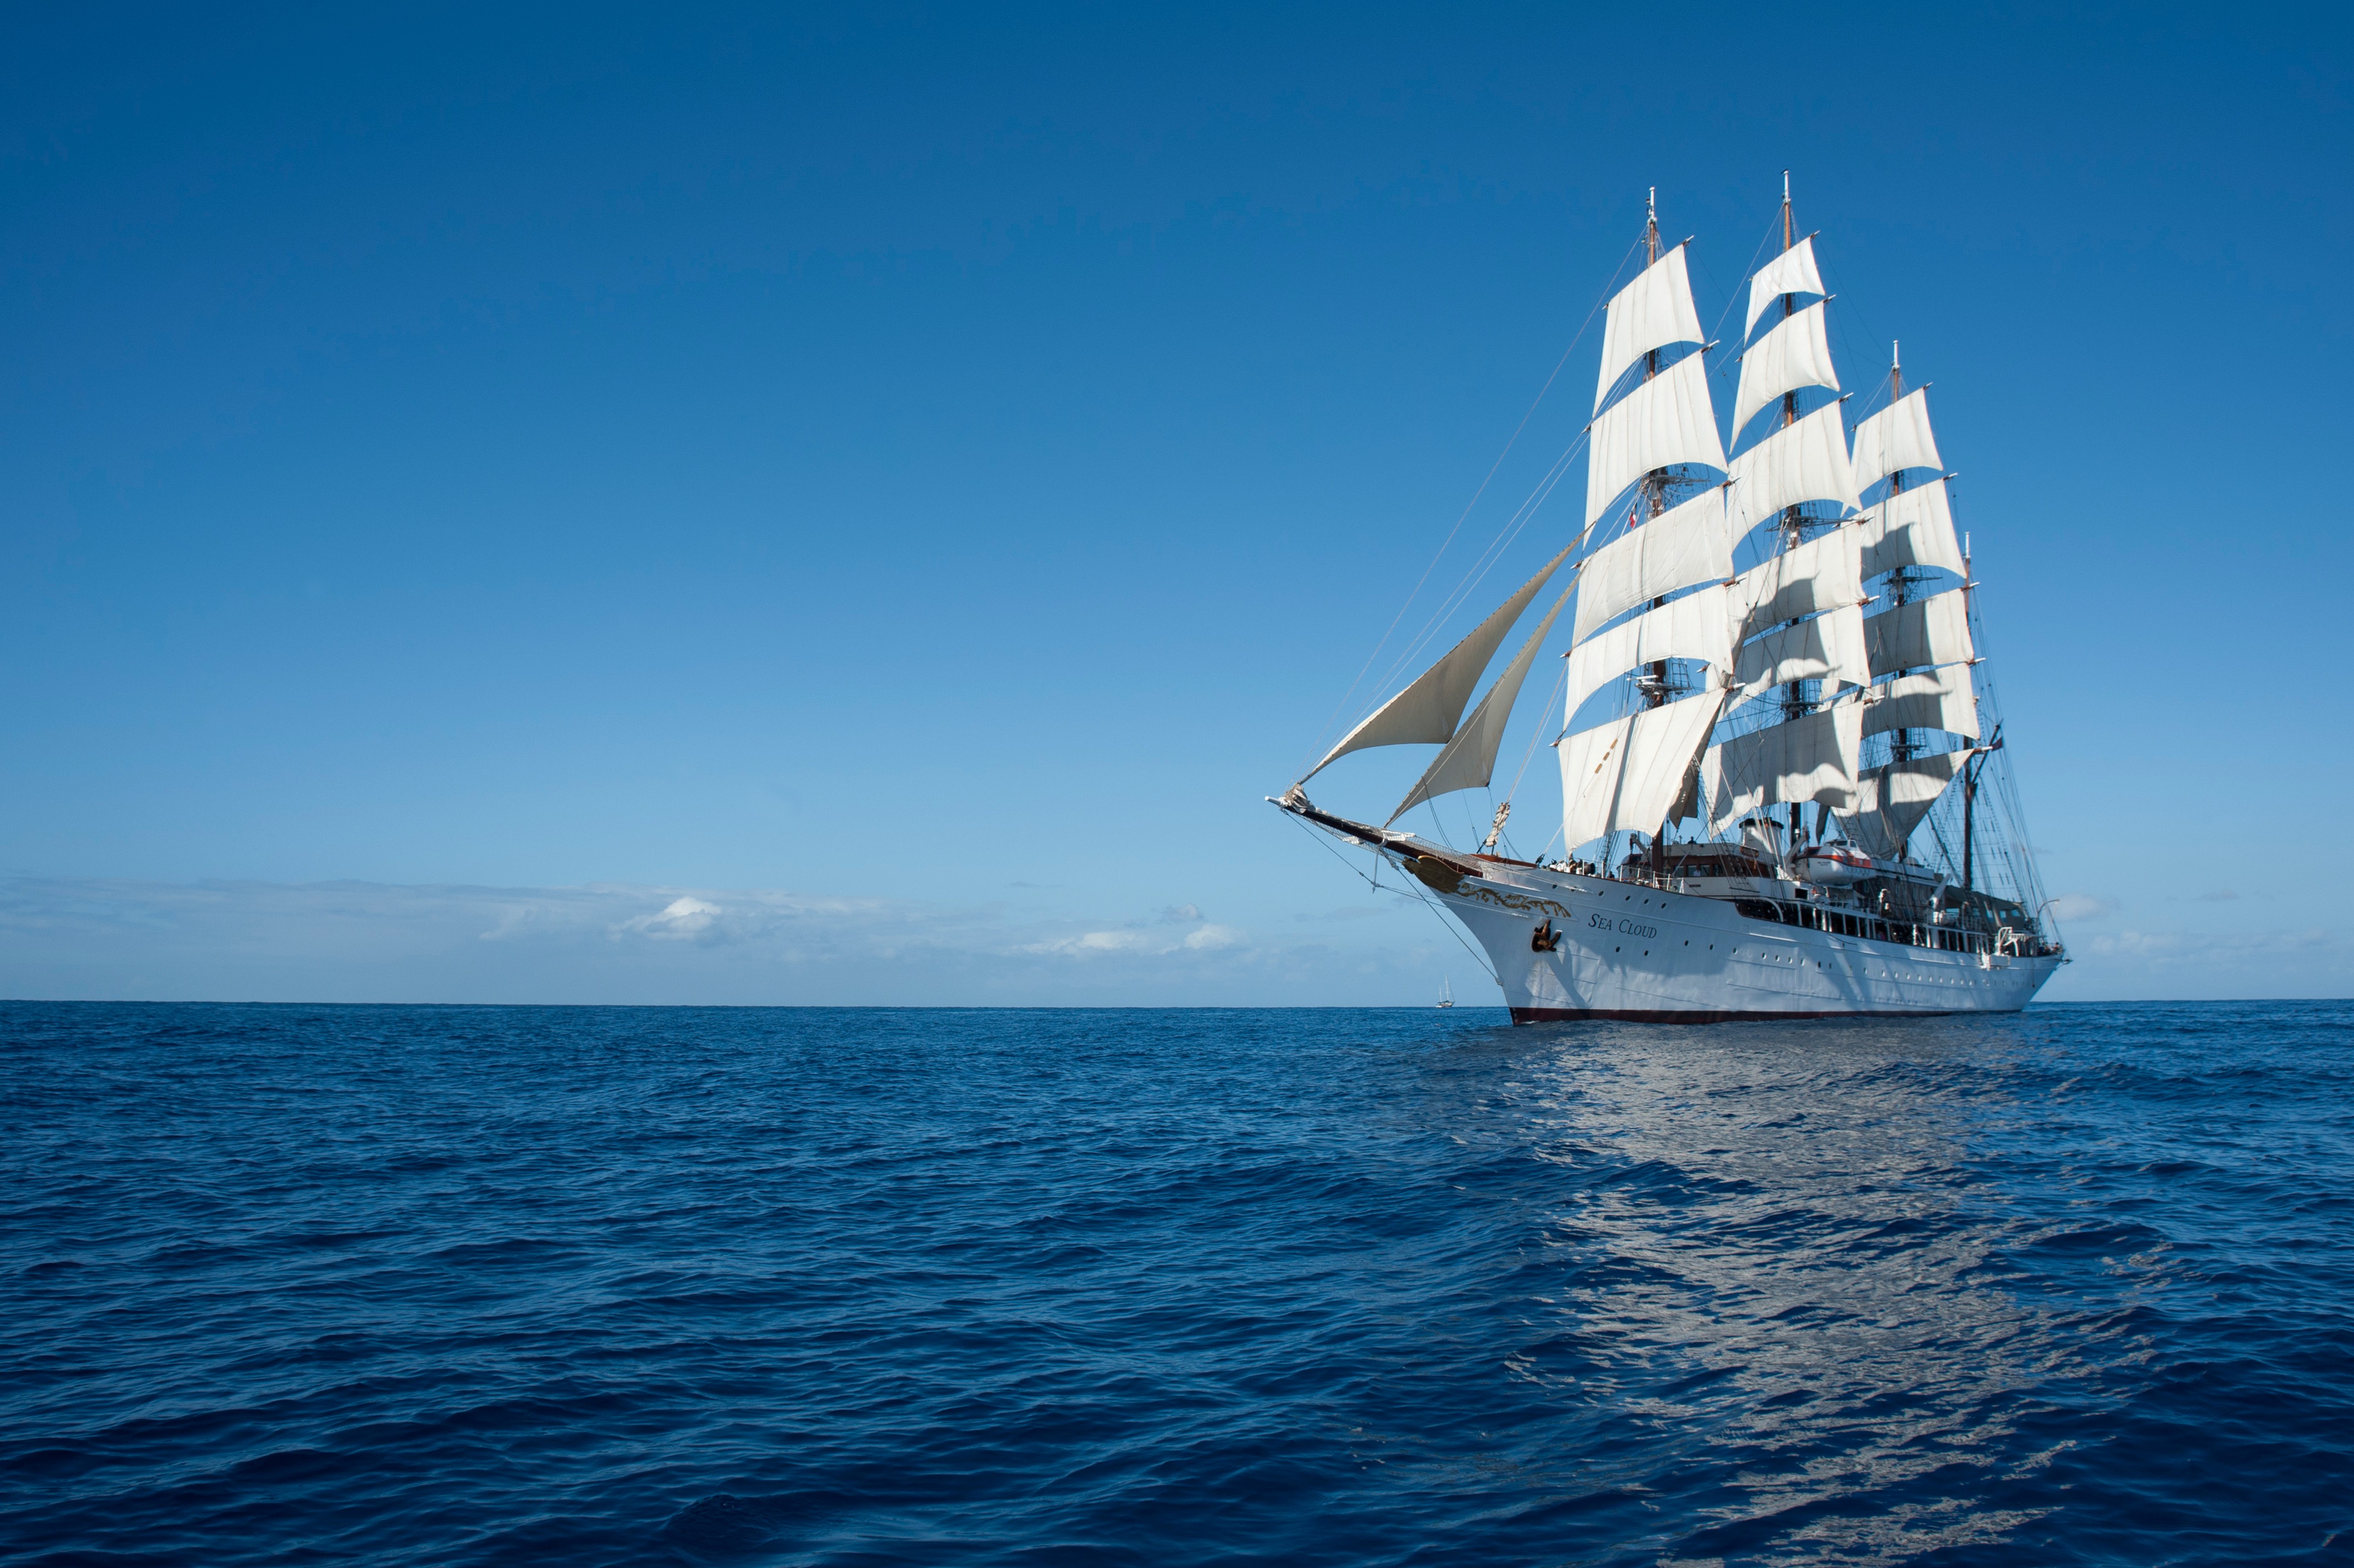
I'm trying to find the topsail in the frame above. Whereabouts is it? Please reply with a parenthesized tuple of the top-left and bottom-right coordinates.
(1594, 245, 1705, 413)
(1732, 301, 1839, 438)
(1726, 400, 1859, 533)
(1586, 353, 1725, 525)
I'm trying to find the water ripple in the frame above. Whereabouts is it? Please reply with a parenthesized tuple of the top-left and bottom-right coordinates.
(2, 1001, 2350, 1564)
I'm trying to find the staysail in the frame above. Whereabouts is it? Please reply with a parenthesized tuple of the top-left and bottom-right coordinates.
(1306, 546, 1573, 778)
(1388, 585, 1573, 822)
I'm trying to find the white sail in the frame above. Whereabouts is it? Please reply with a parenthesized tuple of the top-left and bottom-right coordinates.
(1702, 701, 1864, 829)
(1859, 478, 1965, 578)
(1837, 750, 1968, 859)
(1745, 235, 1826, 336)
(1731, 301, 1839, 439)
(1559, 693, 1725, 848)
(1595, 245, 1705, 414)
(1726, 399, 1858, 533)
(1307, 546, 1574, 778)
(1851, 388, 1943, 495)
(1863, 666, 1980, 740)
(1570, 487, 1732, 643)
(1586, 353, 1726, 527)
(1863, 588, 1974, 677)
(1388, 586, 1572, 822)
(1563, 583, 1733, 723)
(1734, 602, 1869, 694)
(1731, 526, 1864, 635)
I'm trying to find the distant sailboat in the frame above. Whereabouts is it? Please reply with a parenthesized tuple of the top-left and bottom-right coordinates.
(1438, 979, 1454, 1010)
(1275, 177, 2065, 1023)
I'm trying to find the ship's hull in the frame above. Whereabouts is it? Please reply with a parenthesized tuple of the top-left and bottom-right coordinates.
(1434, 861, 2059, 1022)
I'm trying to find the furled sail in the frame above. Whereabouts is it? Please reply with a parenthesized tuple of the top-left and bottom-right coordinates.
(1570, 487, 1732, 643)
(1726, 399, 1859, 533)
(1563, 583, 1732, 722)
(1586, 353, 1726, 526)
(1859, 478, 1965, 578)
(1387, 586, 1572, 823)
(1863, 666, 1980, 740)
(1731, 301, 1839, 438)
(1559, 693, 1725, 848)
(1851, 387, 1943, 495)
(1745, 234, 1825, 336)
(1730, 526, 1863, 635)
(1863, 588, 1974, 677)
(1734, 602, 1869, 694)
(1702, 701, 1864, 830)
(1837, 750, 1968, 859)
(1595, 245, 1705, 414)
(1307, 546, 1574, 778)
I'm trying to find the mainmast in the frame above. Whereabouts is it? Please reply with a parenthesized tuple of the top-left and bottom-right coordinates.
(1707, 177, 1860, 869)
(1884, 342, 1917, 788)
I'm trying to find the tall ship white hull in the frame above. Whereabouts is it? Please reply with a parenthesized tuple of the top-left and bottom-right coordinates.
(1274, 180, 2067, 1020)
(1281, 801, 2058, 1021)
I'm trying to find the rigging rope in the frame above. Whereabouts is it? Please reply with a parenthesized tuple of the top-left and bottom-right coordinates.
(1283, 813, 1499, 984)
(1297, 230, 1646, 778)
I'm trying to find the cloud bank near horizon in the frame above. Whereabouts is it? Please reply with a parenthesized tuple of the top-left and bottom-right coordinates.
(0, 876, 1459, 1006)
(0, 876, 2339, 1007)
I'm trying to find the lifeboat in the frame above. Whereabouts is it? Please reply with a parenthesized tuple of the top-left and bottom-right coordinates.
(1794, 845, 1873, 886)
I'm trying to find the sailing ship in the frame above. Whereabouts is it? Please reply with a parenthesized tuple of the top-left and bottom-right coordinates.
(1274, 180, 2065, 1021)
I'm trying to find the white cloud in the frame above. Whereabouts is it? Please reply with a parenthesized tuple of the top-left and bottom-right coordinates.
(2048, 893, 2115, 922)
(1024, 916, 1249, 958)
(622, 896, 723, 939)
(2042, 921, 2352, 1001)
(0, 878, 1423, 1004)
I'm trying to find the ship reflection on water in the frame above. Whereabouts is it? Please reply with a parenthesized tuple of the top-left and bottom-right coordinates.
(1397, 1014, 2151, 1562)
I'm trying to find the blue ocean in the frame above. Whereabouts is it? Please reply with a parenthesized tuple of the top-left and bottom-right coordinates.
(3, 1003, 2349, 1565)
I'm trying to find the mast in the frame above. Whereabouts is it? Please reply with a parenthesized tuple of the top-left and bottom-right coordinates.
(1886, 341, 1917, 798)
(1620, 187, 1665, 875)
(1641, 188, 1670, 733)
(1564, 190, 1732, 877)
(1776, 171, 1807, 859)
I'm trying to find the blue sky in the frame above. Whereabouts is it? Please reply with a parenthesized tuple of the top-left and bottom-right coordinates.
(1, 3, 2346, 1003)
